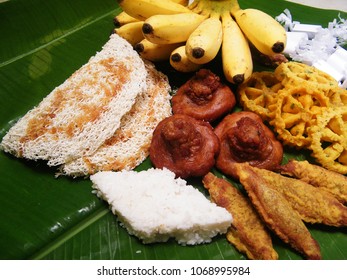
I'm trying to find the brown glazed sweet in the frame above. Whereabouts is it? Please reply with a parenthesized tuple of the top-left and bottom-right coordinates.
(214, 111, 283, 179)
(149, 114, 220, 178)
(171, 69, 236, 122)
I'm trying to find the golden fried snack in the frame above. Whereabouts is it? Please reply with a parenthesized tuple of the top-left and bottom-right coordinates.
(274, 61, 338, 89)
(269, 86, 330, 148)
(324, 87, 347, 107)
(235, 163, 321, 260)
(278, 160, 347, 204)
(308, 106, 347, 174)
(237, 72, 283, 121)
(246, 164, 347, 227)
(202, 172, 278, 260)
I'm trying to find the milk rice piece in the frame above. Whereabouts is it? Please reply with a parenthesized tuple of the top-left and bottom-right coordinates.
(90, 168, 233, 245)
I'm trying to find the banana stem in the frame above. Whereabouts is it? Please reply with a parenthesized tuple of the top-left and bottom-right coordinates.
(188, 0, 240, 17)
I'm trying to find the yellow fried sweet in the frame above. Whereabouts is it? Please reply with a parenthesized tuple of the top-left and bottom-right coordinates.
(308, 106, 347, 174)
(247, 164, 347, 227)
(237, 72, 283, 120)
(269, 86, 330, 148)
(278, 160, 347, 204)
(324, 87, 347, 106)
(274, 61, 338, 89)
(235, 163, 321, 260)
(202, 172, 278, 260)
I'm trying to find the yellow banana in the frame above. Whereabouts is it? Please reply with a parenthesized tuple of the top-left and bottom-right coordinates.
(232, 8, 287, 56)
(113, 11, 139, 26)
(189, 0, 240, 17)
(170, 0, 189, 5)
(221, 12, 253, 84)
(134, 39, 182, 61)
(114, 21, 144, 46)
(142, 13, 206, 44)
(117, 0, 191, 21)
(185, 17, 223, 64)
(170, 45, 202, 72)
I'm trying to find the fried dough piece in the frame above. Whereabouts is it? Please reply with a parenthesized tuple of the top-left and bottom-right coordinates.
(214, 111, 283, 179)
(245, 164, 347, 227)
(202, 173, 278, 260)
(278, 160, 347, 204)
(269, 86, 330, 148)
(274, 61, 338, 90)
(172, 69, 236, 122)
(308, 106, 347, 175)
(235, 163, 321, 260)
(237, 72, 283, 121)
(150, 114, 219, 178)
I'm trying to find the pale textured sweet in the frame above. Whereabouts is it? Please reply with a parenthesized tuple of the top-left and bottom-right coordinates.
(1, 34, 147, 166)
(62, 61, 172, 176)
(90, 168, 233, 245)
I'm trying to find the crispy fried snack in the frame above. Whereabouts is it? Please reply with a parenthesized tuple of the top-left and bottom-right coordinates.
(235, 163, 321, 260)
(278, 160, 347, 204)
(237, 72, 283, 121)
(202, 172, 278, 260)
(308, 106, 347, 174)
(269, 86, 330, 148)
(274, 61, 338, 89)
(245, 164, 347, 227)
(324, 87, 347, 107)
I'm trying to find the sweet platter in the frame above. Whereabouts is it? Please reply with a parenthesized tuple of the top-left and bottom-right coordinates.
(0, 0, 346, 260)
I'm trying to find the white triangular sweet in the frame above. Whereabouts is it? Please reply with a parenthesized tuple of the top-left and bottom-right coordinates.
(90, 168, 232, 245)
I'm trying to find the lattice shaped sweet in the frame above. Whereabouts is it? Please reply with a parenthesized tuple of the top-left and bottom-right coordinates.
(237, 72, 283, 120)
(274, 61, 338, 89)
(308, 106, 347, 174)
(324, 87, 347, 106)
(269, 86, 331, 148)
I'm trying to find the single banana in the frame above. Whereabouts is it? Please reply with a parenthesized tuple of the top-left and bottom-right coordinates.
(232, 8, 287, 56)
(113, 11, 139, 26)
(142, 13, 205, 44)
(134, 39, 182, 61)
(221, 12, 253, 84)
(185, 17, 223, 64)
(114, 21, 144, 46)
(170, 45, 202, 72)
(117, 0, 191, 21)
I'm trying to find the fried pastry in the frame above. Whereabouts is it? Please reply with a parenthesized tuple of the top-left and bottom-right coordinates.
(149, 114, 219, 178)
(278, 160, 347, 204)
(269, 86, 330, 148)
(274, 61, 338, 89)
(308, 106, 347, 174)
(172, 69, 236, 122)
(237, 72, 283, 121)
(214, 111, 283, 179)
(202, 172, 278, 260)
(245, 164, 347, 227)
(235, 163, 321, 260)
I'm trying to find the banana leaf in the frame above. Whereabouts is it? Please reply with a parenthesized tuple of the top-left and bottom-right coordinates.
(0, 0, 346, 260)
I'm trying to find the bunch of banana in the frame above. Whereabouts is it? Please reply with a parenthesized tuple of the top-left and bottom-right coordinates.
(115, 0, 287, 84)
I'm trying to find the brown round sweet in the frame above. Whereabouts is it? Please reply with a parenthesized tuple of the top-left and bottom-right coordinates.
(150, 114, 220, 178)
(172, 69, 236, 122)
(214, 111, 283, 179)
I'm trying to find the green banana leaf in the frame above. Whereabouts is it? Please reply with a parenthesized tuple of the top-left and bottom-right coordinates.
(0, 0, 346, 260)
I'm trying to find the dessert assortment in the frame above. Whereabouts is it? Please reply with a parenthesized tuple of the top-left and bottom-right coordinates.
(1, 0, 347, 260)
